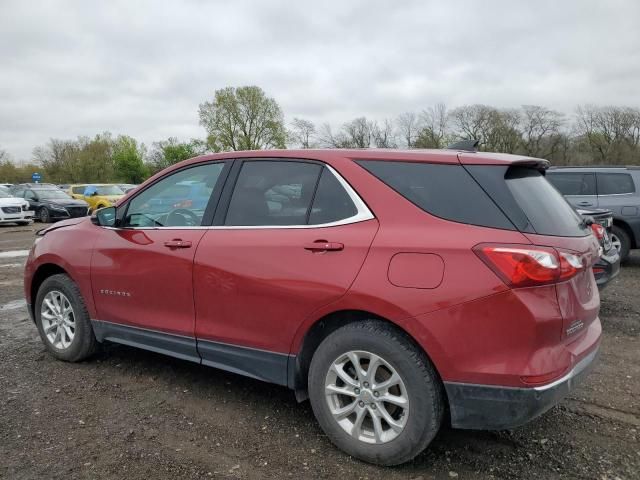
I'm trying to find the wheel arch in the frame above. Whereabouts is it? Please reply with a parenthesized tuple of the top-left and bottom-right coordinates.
(289, 309, 446, 403)
(613, 219, 636, 249)
(29, 263, 72, 322)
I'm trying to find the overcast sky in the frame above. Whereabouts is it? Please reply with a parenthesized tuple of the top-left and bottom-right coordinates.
(1, 0, 639, 161)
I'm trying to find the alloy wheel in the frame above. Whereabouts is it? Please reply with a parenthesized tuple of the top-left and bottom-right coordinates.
(40, 290, 76, 349)
(324, 350, 409, 444)
(610, 233, 622, 253)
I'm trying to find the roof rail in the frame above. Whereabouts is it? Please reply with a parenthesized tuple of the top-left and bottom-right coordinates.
(548, 165, 640, 170)
(445, 139, 479, 152)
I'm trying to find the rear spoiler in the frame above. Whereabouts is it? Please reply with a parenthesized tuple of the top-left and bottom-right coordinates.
(510, 158, 550, 172)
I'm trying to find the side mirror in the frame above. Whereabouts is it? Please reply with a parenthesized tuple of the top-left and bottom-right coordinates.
(91, 206, 117, 227)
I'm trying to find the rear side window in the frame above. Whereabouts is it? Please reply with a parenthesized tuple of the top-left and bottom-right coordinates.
(547, 173, 596, 196)
(357, 161, 515, 230)
(309, 168, 358, 225)
(72, 186, 85, 194)
(597, 173, 635, 195)
(225, 161, 322, 226)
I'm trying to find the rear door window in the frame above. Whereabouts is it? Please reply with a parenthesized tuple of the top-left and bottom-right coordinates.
(356, 161, 515, 230)
(596, 173, 635, 195)
(224, 161, 322, 226)
(547, 173, 596, 196)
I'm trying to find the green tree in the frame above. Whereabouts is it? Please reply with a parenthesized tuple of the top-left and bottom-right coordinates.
(198, 86, 286, 151)
(147, 137, 206, 173)
(113, 135, 148, 183)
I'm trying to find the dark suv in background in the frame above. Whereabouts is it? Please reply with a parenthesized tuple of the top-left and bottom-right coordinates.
(547, 167, 640, 261)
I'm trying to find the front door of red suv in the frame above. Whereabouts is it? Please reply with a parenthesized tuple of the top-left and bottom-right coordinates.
(91, 162, 229, 344)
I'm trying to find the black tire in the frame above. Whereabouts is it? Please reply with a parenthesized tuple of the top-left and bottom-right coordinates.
(34, 273, 99, 362)
(38, 207, 51, 223)
(308, 321, 444, 466)
(611, 225, 631, 262)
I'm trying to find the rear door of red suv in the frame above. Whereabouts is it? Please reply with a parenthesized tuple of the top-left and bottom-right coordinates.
(192, 158, 378, 384)
(460, 153, 601, 340)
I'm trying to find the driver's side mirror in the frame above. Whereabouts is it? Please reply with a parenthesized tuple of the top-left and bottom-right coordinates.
(91, 206, 117, 227)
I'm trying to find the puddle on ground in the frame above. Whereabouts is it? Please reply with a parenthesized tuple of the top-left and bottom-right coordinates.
(0, 250, 29, 258)
(0, 299, 26, 311)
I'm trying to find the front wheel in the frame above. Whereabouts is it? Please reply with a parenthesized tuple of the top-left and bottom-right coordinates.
(308, 321, 444, 466)
(35, 274, 99, 362)
(38, 207, 51, 223)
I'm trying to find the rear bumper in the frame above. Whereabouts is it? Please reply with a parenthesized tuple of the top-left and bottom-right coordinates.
(594, 247, 620, 289)
(444, 345, 599, 430)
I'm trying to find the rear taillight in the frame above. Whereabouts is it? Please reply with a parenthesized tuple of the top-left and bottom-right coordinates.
(590, 223, 605, 241)
(473, 244, 585, 288)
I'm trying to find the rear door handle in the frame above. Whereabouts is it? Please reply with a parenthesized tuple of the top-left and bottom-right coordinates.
(304, 241, 344, 252)
(164, 239, 192, 249)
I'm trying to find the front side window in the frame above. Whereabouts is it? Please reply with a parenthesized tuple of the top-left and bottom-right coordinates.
(225, 161, 322, 226)
(124, 163, 225, 227)
(546, 173, 596, 196)
(72, 186, 85, 194)
(597, 173, 635, 195)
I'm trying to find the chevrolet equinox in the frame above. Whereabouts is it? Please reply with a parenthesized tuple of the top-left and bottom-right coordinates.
(24, 148, 601, 465)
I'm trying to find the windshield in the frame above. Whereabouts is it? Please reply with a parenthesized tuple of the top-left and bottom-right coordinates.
(95, 185, 124, 195)
(36, 189, 72, 200)
(0, 187, 12, 198)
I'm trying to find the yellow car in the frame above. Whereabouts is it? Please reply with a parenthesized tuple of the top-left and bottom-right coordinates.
(68, 184, 125, 212)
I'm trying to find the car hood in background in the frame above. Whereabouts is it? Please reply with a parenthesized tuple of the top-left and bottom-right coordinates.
(44, 199, 89, 207)
(0, 197, 28, 207)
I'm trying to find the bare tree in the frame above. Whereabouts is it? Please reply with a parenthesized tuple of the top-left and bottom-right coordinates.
(342, 117, 374, 148)
(371, 119, 398, 148)
(288, 118, 316, 148)
(574, 105, 640, 163)
(396, 112, 421, 148)
(414, 103, 449, 148)
(520, 105, 565, 158)
(318, 123, 351, 148)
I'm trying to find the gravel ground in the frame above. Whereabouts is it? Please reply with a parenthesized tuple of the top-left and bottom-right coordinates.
(0, 223, 638, 480)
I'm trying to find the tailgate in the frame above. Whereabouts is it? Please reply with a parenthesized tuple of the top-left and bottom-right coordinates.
(523, 232, 601, 339)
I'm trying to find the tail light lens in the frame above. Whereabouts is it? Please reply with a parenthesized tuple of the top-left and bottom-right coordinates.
(590, 223, 605, 241)
(474, 244, 585, 288)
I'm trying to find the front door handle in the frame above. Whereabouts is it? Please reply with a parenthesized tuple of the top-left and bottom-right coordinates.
(164, 239, 192, 249)
(578, 201, 593, 206)
(304, 241, 344, 252)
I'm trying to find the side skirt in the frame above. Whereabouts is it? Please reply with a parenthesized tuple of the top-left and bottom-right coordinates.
(91, 320, 293, 387)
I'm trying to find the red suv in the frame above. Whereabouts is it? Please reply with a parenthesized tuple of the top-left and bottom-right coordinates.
(24, 149, 601, 465)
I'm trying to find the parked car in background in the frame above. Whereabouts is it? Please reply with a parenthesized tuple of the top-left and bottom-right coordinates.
(1, 183, 14, 189)
(0, 186, 33, 225)
(67, 184, 125, 212)
(57, 184, 71, 191)
(25, 149, 602, 465)
(547, 166, 640, 261)
(577, 208, 620, 289)
(117, 183, 138, 194)
(11, 185, 89, 222)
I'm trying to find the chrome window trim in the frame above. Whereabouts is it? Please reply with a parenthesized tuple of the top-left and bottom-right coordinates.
(112, 164, 375, 231)
(596, 192, 635, 197)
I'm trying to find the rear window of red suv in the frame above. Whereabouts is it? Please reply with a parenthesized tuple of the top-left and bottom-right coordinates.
(358, 160, 589, 237)
(356, 161, 515, 230)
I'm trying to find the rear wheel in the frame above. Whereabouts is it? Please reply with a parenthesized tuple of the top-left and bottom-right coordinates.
(611, 225, 631, 262)
(308, 321, 444, 466)
(38, 207, 51, 223)
(35, 274, 98, 362)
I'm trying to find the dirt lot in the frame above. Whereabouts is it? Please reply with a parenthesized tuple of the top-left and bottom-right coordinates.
(0, 224, 638, 480)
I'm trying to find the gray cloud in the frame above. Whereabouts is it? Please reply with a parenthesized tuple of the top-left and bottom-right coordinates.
(1, 0, 639, 160)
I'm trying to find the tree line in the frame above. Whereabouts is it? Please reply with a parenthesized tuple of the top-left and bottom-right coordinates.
(1, 85, 639, 184)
